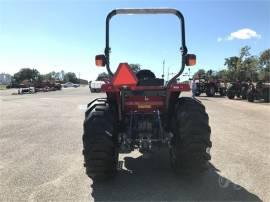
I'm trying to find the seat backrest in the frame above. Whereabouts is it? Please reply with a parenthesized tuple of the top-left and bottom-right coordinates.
(137, 78, 164, 86)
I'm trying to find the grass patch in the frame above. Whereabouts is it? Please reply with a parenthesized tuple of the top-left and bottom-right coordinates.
(0, 85, 7, 90)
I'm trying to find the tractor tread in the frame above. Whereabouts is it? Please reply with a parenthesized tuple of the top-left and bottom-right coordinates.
(82, 99, 118, 180)
(170, 97, 212, 173)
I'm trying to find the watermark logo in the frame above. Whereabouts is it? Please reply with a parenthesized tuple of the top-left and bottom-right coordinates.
(218, 163, 252, 190)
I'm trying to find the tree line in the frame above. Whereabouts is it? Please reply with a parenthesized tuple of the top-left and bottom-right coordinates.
(10, 68, 79, 86)
(10, 64, 141, 86)
(193, 47, 270, 82)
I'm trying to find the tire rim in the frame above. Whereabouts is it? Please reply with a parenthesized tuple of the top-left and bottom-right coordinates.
(211, 87, 215, 95)
(170, 148, 177, 168)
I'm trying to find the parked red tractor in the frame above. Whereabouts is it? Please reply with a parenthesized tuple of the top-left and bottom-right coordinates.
(82, 8, 211, 180)
(247, 81, 270, 102)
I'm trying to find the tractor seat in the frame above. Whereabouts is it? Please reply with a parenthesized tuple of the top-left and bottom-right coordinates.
(136, 70, 164, 86)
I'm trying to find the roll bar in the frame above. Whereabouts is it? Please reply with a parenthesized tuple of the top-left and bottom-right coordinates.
(104, 8, 188, 86)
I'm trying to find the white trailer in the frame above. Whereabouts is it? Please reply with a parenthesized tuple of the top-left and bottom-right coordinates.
(89, 81, 105, 92)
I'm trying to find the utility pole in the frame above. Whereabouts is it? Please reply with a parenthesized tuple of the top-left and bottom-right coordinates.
(162, 59, 165, 79)
(167, 66, 170, 82)
(167, 64, 175, 82)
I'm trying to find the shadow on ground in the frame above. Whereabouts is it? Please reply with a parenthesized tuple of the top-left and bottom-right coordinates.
(226, 98, 269, 104)
(196, 95, 226, 99)
(91, 149, 261, 201)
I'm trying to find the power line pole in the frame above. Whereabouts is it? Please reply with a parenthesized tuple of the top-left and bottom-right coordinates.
(162, 59, 165, 79)
(167, 66, 170, 82)
(167, 64, 175, 82)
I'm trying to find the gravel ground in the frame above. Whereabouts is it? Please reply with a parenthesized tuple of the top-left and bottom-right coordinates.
(0, 87, 269, 201)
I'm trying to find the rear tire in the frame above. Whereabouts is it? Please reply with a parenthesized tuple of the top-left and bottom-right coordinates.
(170, 97, 211, 173)
(247, 89, 255, 102)
(227, 89, 235, 99)
(82, 98, 118, 180)
(219, 88, 226, 96)
(206, 86, 215, 97)
(241, 86, 248, 100)
(263, 87, 270, 102)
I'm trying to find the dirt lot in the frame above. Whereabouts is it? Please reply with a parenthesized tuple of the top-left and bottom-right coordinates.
(0, 87, 269, 201)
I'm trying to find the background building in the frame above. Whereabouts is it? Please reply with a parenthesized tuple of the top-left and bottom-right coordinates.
(0, 73, 12, 85)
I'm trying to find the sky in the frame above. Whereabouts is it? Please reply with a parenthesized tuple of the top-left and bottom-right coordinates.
(0, 0, 269, 81)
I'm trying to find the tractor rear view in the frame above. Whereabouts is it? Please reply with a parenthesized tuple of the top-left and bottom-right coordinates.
(195, 78, 226, 97)
(82, 8, 212, 180)
(247, 81, 270, 102)
(227, 81, 249, 100)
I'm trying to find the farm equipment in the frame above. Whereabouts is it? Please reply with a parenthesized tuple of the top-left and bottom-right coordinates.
(82, 8, 212, 180)
(195, 79, 226, 97)
(247, 81, 270, 102)
(18, 84, 35, 94)
(34, 80, 62, 92)
(89, 80, 105, 92)
(18, 80, 62, 94)
(227, 81, 249, 100)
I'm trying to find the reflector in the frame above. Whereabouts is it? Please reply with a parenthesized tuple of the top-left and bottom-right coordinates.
(112, 63, 138, 87)
(188, 58, 196, 66)
(186, 54, 196, 66)
(95, 55, 106, 67)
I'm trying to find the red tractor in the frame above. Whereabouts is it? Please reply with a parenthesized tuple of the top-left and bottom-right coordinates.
(83, 8, 211, 180)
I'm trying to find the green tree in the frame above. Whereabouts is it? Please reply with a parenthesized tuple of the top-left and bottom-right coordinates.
(206, 69, 213, 77)
(224, 46, 259, 81)
(258, 49, 270, 81)
(224, 56, 240, 80)
(241, 56, 259, 81)
(96, 72, 110, 81)
(64, 72, 79, 83)
(193, 69, 206, 79)
(43, 71, 56, 81)
(239, 46, 251, 61)
(216, 69, 229, 81)
(54, 72, 62, 81)
(238, 46, 259, 81)
(60, 70, 65, 81)
(129, 64, 141, 73)
(205, 69, 217, 80)
(13, 68, 40, 83)
(224, 56, 239, 72)
(259, 49, 270, 69)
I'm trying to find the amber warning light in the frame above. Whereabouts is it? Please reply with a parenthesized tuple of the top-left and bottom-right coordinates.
(186, 54, 196, 66)
(112, 63, 138, 87)
(95, 55, 106, 67)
